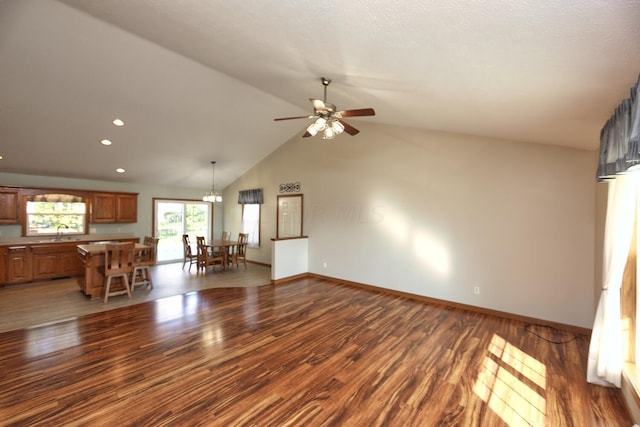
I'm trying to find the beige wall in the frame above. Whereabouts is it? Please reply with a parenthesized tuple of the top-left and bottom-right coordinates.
(224, 121, 597, 328)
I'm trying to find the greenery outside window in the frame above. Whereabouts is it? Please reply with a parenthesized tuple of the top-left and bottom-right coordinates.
(25, 194, 88, 237)
(153, 199, 212, 263)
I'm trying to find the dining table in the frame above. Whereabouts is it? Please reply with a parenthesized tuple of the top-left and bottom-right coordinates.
(77, 242, 150, 299)
(202, 240, 237, 271)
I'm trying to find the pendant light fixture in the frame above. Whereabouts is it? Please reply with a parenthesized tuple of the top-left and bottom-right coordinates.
(202, 161, 222, 203)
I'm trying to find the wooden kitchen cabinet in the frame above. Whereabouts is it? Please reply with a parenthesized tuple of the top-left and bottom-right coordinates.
(0, 237, 138, 286)
(115, 193, 137, 222)
(0, 188, 20, 224)
(91, 192, 138, 223)
(91, 193, 116, 223)
(32, 243, 83, 280)
(5, 246, 32, 284)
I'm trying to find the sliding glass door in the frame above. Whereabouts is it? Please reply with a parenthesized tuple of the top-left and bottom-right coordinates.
(154, 199, 211, 263)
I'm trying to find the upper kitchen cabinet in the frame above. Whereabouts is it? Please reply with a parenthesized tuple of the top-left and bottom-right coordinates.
(91, 192, 138, 223)
(0, 188, 20, 224)
(116, 193, 137, 222)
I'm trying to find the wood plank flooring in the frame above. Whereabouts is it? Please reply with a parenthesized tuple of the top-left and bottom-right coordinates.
(0, 262, 272, 333)
(0, 274, 632, 426)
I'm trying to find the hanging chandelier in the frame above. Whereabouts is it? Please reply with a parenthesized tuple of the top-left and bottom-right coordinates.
(202, 161, 222, 203)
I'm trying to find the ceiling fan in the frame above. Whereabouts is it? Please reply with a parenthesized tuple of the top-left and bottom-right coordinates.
(274, 77, 375, 139)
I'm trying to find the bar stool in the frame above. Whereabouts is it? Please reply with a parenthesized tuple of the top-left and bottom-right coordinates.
(103, 242, 135, 303)
(131, 236, 158, 291)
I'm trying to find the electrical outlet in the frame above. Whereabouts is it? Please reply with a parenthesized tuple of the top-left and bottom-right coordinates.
(473, 286, 480, 295)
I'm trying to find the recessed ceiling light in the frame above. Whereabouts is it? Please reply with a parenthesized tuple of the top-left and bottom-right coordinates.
(112, 118, 125, 127)
(100, 139, 112, 146)
(115, 168, 126, 173)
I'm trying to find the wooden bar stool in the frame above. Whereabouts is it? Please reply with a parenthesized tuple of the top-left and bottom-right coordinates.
(102, 242, 135, 303)
(131, 237, 158, 291)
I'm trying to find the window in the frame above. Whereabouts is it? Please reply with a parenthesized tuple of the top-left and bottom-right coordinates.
(242, 204, 260, 247)
(238, 189, 263, 248)
(25, 194, 88, 237)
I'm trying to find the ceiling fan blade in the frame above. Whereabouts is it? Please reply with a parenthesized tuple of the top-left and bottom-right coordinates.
(273, 115, 313, 121)
(337, 108, 376, 118)
(302, 131, 312, 137)
(340, 120, 360, 136)
(310, 98, 326, 112)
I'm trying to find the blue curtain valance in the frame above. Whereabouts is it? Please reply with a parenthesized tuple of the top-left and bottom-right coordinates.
(597, 74, 640, 181)
(238, 189, 263, 204)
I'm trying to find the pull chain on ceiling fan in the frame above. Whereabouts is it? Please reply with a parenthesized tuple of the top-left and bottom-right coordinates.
(274, 77, 375, 139)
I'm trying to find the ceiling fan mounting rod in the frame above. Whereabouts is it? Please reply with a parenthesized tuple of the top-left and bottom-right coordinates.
(321, 77, 330, 103)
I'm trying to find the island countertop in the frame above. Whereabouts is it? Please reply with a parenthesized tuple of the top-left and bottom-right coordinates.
(76, 242, 146, 254)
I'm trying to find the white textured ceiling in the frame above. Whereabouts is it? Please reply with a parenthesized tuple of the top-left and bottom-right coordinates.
(1, 0, 639, 190)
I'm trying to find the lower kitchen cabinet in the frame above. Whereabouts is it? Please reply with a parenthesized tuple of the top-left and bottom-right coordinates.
(1, 237, 138, 286)
(31, 243, 84, 281)
(5, 246, 33, 284)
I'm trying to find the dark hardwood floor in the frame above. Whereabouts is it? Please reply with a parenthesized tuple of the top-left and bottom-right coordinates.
(0, 276, 631, 426)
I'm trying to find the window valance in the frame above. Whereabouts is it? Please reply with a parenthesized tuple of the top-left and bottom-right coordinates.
(597, 74, 640, 181)
(238, 189, 263, 204)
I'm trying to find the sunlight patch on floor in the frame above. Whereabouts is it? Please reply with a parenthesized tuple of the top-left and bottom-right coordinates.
(474, 334, 546, 426)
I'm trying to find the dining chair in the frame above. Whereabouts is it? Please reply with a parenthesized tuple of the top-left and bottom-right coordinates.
(231, 233, 249, 270)
(197, 236, 224, 273)
(102, 242, 135, 303)
(131, 236, 158, 291)
(182, 234, 198, 271)
(220, 230, 233, 262)
(144, 235, 159, 264)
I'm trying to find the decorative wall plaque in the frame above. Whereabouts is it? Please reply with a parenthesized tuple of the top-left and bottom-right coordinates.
(279, 182, 301, 193)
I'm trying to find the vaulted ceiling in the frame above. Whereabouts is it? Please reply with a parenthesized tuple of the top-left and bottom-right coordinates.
(1, 0, 639, 191)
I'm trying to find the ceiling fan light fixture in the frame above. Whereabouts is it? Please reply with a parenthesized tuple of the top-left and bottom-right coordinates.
(306, 122, 319, 136)
(331, 120, 345, 135)
(314, 117, 327, 131)
(306, 117, 328, 136)
(323, 126, 336, 139)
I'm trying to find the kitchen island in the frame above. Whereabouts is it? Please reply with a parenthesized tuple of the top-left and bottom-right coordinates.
(76, 240, 143, 299)
(0, 235, 139, 287)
